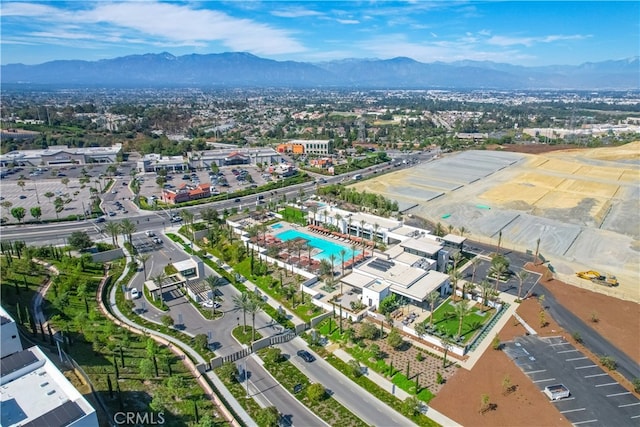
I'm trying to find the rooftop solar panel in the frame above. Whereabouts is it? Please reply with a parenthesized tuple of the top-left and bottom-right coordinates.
(0, 349, 38, 377)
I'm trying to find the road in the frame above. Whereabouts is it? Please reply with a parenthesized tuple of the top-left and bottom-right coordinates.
(278, 338, 416, 427)
(128, 235, 325, 425)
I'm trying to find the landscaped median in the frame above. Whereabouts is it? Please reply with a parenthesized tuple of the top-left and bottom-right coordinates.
(255, 347, 368, 427)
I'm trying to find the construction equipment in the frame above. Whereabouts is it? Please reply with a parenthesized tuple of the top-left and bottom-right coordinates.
(576, 271, 619, 287)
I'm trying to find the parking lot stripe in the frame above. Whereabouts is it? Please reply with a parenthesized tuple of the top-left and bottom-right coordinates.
(575, 364, 598, 370)
(619, 403, 640, 408)
(533, 378, 556, 383)
(630, 415, 640, 419)
(549, 342, 570, 347)
(607, 392, 631, 397)
(560, 408, 586, 414)
(565, 356, 588, 361)
(584, 373, 608, 378)
(594, 382, 618, 388)
(524, 369, 547, 374)
(572, 420, 598, 425)
(557, 349, 579, 354)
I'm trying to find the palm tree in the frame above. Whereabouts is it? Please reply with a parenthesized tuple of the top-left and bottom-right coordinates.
(204, 275, 224, 315)
(339, 248, 346, 277)
(372, 223, 380, 248)
(151, 272, 167, 306)
(232, 293, 251, 333)
(335, 213, 343, 232)
(359, 219, 366, 238)
(470, 257, 480, 285)
(136, 253, 151, 279)
(329, 253, 336, 279)
(440, 335, 454, 368)
(181, 209, 195, 242)
(104, 222, 122, 246)
(448, 265, 463, 301)
(427, 291, 439, 328)
(347, 216, 353, 236)
(246, 295, 264, 341)
(435, 222, 443, 237)
(516, 270, 530, 300)
(478, 280, 493, 309)
(496, 230, 503, 255)
(447, 224, 454, 235)
(458, 226, 467, 237)
(534, 237, 541, 265)
(309, 205, 318, 226)
(120, 219, 136, 243)
(454, 300, 472, 337)
(489, 262, 508, 293)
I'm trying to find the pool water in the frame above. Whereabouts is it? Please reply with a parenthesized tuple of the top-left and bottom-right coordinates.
(271, 223, 284, 229)
(275, 229, 360, 262)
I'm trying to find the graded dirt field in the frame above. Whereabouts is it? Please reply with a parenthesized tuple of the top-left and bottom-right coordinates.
(352, 142, 640, 302)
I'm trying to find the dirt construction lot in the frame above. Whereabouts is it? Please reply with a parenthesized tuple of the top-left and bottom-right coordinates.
(352, 142, 640, 302)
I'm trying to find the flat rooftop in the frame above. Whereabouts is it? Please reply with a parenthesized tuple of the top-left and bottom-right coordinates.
(399, 238, 443, 257)
(0, 347, 96, 427)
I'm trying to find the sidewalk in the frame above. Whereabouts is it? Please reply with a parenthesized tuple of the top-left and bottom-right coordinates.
(333, 348, 461, 427)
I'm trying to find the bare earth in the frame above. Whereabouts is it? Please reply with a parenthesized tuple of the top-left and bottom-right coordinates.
(352, 142, 640, 302)
(430, 266, 640, 426)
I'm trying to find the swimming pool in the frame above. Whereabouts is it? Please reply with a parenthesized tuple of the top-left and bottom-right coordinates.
(271, 223, 284, 229)
(275, 229, 360, 262)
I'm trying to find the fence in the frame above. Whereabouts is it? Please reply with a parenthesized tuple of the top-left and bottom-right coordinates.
(209, 330, 297, 369)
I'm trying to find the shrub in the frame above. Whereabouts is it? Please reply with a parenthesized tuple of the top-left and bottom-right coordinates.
(348, 359, 363, 377)
(359, 322, 379, 340)
(590, 311, 599, 323)
(416, 352, 424, 362)
(600, 355, 617, 370)
(492, 334, 501, 350)
(632, 378, 640, 394)
(161, 315, 174, 327)
(306, 383, 326, 403)
(572, 331, 583, 343)
(436, 372, 444, 384)
(262, 347, 283, 365)
(387, 329, 403, 349)
(194, 334, 208, 350)
(218, 362, 238, 383)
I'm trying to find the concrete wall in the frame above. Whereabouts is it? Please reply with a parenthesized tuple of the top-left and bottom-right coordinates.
(91, 248, 124, 263)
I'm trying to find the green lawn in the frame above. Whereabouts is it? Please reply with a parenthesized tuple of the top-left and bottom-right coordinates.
(232, 326, 262, 344)
(428, 297, 494, 342)
(280, 206, 307, 225)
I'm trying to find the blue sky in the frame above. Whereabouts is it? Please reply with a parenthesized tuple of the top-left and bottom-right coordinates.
(1, 1, 638, 66)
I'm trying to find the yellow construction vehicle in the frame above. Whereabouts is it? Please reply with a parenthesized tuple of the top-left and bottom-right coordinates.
(576, 271, 619, 287)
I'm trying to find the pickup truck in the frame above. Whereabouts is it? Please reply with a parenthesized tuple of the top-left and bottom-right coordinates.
(544, 384, 570, 400)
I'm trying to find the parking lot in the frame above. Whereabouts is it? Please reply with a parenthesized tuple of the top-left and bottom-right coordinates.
(137, 165, 274, 202)
(504, 335, 640, 426)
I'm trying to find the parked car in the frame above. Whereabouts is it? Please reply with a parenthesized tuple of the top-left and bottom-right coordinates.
(108, 211, 116, 217)
(94, 217, 106, 223)
(145, 230, 155, 237)
(153, 237, 162, 245)
(296, 350, 315, 363)
(130, 288, 140, 299)
(19, 195, 27, 199)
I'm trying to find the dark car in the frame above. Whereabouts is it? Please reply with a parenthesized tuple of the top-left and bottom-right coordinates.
(19, 195, 27, 199)
(296, 350, 315, 363)
(234, 198, 241, 202)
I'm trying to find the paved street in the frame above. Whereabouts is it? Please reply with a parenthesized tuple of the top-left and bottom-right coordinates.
(278, 338, 417, 427)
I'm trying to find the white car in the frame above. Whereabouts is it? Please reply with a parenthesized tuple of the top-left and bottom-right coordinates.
(130, 288, 140, 299)
(145, 230, 155, 237)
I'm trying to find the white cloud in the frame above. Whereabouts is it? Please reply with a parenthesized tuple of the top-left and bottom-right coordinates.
(271, 7, 323, 18)
(3, 1, 307, 56)
(336, 19, 359, 25)
(487, 34, 589, 47)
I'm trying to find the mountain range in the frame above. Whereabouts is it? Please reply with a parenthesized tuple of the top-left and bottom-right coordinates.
(2, 52, 638, 90)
